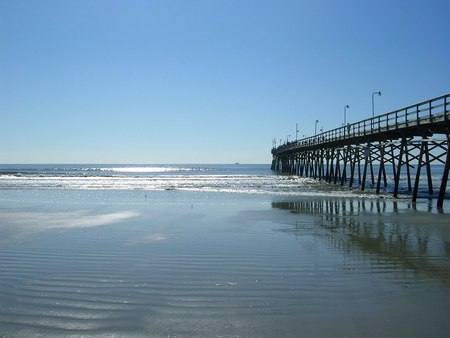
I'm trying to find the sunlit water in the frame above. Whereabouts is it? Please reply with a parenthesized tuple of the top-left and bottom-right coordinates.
(0, 164, 449, 337)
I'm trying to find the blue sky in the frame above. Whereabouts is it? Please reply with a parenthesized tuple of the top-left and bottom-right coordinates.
(1, 0, 449, 164)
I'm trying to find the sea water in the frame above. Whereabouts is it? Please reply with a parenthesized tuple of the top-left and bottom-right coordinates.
(0, 164, 449, 337)
(0, 163, 353, 196)
(0, 163, 446, 200)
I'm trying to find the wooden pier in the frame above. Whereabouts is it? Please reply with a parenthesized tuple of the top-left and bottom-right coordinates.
(271, 94, 450, 208)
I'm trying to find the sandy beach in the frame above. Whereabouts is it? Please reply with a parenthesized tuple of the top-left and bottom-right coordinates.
(0, 189, 449, 337)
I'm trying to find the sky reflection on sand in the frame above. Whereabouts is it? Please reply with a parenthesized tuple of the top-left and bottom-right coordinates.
(0, 209, 140, 244)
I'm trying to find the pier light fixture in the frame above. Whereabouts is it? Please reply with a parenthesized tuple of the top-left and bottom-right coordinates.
(314, 120, 319, 135)
(296, 123, 299, 141)
(286, 134, 291, 143)
(344, 105, 350, 125)
(372, 91, 381, 117)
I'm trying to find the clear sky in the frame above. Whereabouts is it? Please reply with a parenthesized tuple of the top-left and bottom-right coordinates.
(1, 0, 449, 164)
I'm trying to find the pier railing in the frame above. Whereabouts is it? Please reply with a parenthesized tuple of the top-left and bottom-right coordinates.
(273, 93, 449, 154)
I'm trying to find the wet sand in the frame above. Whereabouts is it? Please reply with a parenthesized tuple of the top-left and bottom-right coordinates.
(0, 190, 449, 337)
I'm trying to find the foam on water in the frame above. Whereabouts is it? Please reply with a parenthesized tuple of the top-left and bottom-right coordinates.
(100, 166, 208, 173)
(0, 164, 383, 199)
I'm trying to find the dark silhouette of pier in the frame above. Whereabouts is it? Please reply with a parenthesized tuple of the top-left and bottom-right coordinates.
(271, 94, 450, 208)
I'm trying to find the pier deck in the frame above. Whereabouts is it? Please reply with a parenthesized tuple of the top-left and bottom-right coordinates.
(271, 94, 450, 208)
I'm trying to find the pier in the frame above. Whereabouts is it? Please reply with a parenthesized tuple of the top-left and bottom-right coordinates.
(271, 93, 450, 208)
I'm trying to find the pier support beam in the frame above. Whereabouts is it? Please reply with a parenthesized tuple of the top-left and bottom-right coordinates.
(437, 135, 450, 208)
(393, 138, 407, 198)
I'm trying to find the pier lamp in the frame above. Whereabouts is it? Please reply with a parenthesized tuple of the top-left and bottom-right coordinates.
(314, 120, 319, 135)
(372, 91, 381, 117)
(344, 105, 350, 125)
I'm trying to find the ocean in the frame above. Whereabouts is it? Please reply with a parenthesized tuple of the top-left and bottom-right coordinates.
(0, 164, 449, 337)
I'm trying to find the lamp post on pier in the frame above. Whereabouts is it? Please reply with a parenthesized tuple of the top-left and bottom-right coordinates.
(296, 123, 299, 141)
(372, 91, 381, 117)
(344, 105, 350, 125)
(314, 120, 319, 135)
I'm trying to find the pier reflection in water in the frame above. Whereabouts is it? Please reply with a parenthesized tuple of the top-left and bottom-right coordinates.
(272, 198, 450, 286)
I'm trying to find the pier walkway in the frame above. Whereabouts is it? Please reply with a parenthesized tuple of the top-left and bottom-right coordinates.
(271, 93, 450, 208)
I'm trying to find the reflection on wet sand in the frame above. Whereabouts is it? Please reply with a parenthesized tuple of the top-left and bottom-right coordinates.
(0, 209, 140, 245)
(272, 198, 450, 285)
